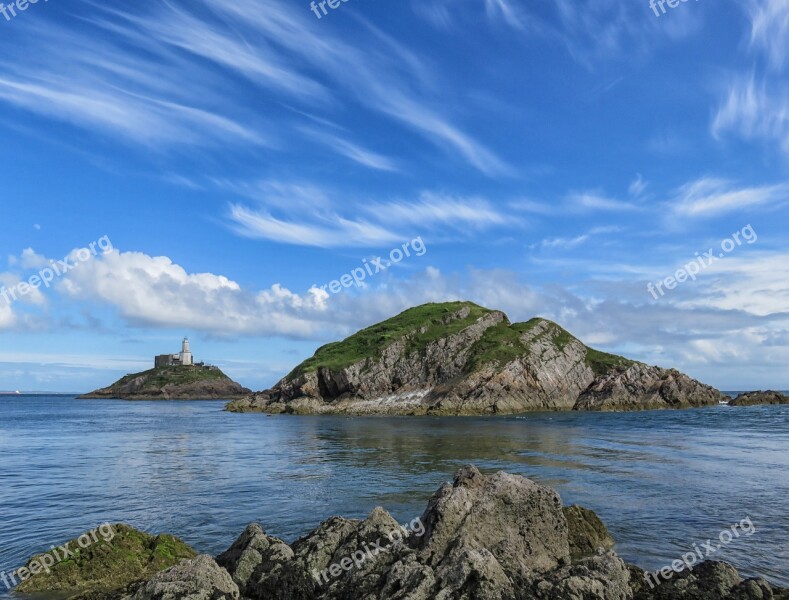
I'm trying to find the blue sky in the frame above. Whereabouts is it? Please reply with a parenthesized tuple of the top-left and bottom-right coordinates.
(0, 0, 787, 392)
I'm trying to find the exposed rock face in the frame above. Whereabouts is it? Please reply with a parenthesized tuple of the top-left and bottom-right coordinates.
(227, 301, 727, 415)
(729, 390, 789, 406)
(15, 468, 786, 600)
(14, 524, 196, 595)
(79, 366, 251, 400)
(574, 364, 727, 411)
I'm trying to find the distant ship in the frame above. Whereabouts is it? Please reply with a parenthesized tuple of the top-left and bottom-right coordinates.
(0, 390, 21, 395)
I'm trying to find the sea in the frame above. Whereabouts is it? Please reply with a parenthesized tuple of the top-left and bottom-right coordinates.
(0, 394, 787, 596)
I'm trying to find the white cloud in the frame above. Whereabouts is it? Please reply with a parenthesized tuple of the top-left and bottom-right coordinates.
(712, 74, 789, 157)
(567, 192, 641, 212)
(670, 177, 789, 217)
(59, 250, 332, 337)
(20, 248, 49, 269)
(628, 174, 647, 198)
(538, 235, 590, 250)
(0, 300, 14, 329)
(747, 0, 789, 71)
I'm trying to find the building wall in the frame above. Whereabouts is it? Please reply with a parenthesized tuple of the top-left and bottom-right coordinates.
(155, 355, 172, 368)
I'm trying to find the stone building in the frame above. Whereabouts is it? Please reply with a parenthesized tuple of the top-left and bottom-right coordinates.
(155, 338, 194, 368)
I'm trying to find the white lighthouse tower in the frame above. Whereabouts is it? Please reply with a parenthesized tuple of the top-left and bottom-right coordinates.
(179, 337, 193, 366)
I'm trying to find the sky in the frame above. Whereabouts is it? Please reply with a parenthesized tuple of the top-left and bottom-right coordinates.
(0, 0, 787, 393)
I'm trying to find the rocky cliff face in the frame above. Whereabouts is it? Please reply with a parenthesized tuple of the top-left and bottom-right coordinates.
(227, 301, 726, 415)
(24, 467, 785, 600)
(79, 366, 251, 400)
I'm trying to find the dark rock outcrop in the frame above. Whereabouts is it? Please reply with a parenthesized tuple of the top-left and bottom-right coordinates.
(729, 390, 789, 407)
(227, 302, 727, 416)
(79, 366, 251, 400)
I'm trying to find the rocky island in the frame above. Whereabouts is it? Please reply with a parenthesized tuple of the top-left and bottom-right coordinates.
(227, 301, 727, 416)
(11, 467, 786, 600)
(729, 390, 789, 406)
(80, 338, 250, 400)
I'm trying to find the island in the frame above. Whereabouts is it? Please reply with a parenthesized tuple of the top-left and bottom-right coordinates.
(79, 339, 251, 400)
(227, 301, 728, 416)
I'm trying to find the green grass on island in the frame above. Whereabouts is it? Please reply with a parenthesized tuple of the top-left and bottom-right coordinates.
(286, 301, 638, 380)
(287, 302, 492, 379)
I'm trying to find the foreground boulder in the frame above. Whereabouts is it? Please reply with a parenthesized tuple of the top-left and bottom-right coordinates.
(227, 301, 727, 416)
(14, 524, 196, 595)
(122, 555, 239, 600)
(729, 390, 789, 407)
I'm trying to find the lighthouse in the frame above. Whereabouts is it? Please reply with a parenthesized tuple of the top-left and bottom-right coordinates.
(179, 337, 193, 366)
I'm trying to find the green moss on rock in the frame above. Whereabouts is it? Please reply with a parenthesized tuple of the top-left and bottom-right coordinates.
(14, 524, 196, 595)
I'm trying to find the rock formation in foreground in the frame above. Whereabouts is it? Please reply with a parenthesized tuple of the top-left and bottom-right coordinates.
(14, 467, 786, 600)
(79, 366, 251, 400)
(729, 390, 789, 407)
(227, 301, 727, 415)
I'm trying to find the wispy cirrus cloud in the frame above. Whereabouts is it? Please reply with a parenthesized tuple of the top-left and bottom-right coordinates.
(298, 127, 399, 172)
(228, 205, 404, 248)
(712, 0, 789, 158)
(0, 0, 505, 175)
(746, 0, 789, 71)
(670, 177, 789, 217)
(567, 191, 642, 212)
(226, 187, 515, 248)
(712, 74, 789, 157)
(369, 193, 508, 229)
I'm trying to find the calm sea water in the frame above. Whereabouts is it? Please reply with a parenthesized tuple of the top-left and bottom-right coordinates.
(0, 396, 787, 595)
